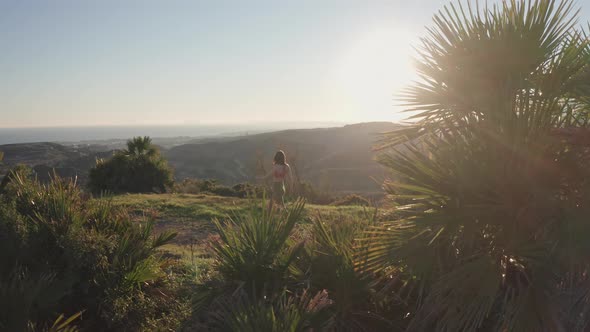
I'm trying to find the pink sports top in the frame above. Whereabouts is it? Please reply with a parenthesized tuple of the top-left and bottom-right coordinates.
(272, 164, 288, 182)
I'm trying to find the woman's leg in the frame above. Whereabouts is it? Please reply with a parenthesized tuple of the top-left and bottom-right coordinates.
(269, 182, 286, 211)
(268, 191, 274, 212)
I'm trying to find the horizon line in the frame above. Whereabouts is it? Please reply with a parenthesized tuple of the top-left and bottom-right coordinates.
(0, 120, 397, 130)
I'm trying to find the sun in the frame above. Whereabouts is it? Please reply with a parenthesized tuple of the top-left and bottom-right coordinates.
(333, 25, 417, 123)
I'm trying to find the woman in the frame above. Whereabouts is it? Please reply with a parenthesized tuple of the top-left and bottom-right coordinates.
(259, 150, 292, 210)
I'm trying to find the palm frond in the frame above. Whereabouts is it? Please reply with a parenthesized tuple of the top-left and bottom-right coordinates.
(211, 199, 306, 292)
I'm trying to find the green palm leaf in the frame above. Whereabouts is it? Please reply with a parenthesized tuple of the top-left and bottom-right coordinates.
(370, 0, 590, 330)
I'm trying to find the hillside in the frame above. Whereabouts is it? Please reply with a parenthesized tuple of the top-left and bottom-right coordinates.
(0, 122, 399, 193)
(0, 142, 113, 183)
(165, 122, 399, 193)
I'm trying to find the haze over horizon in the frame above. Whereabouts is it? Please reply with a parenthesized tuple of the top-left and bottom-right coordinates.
(0, 121, 359, 145)
(2, 0, 589, 128)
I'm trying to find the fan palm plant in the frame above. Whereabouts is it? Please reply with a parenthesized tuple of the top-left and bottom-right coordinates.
(207, 289, 332, 332)
(210, 199, 306, 293)
(125, 136, 157, 158)
(290, 211, 405, 331)
(193, 200, 310, 328)
(88, 135, 174, 193)
(365, 0, 590, 330)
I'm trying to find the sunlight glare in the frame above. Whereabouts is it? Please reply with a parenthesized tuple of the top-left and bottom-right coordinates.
(333, 25, 416, 123)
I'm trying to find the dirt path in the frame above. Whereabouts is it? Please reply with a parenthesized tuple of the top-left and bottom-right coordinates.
(153, 217, 213, 246)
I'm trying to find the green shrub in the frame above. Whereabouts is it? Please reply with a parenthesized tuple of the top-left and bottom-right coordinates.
(292, 181, 335, 205)
(88, 136, 174, 193)
(209, 184, 237, 197)
(0, 163, 33, 192)
(0, 171, 185, 330)
(291, 213, 399, 331)
(175, 178, 332, 204)
(208, 289, 333, 332)
(191, 200, 320, 328)
(211, 199, 306, 292)
(173, 178, 207, 194)
(174, 178, 264, 198)
(330, 194, 370, 207)
(364, 0, 590, 330)
(194, 200, 405, 331)
(231, 182, 264, 198)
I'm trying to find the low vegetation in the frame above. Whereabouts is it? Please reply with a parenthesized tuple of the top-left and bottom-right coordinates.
(88, 136, 174, 194)
(193, 0, 590, 330)
(0, 169, 189, 331)
(173, 177, 375, 207)
(366, 0, 590, 330)
(329, 194, 370, 207)
(188, 200, 392, 331)
(3, 0, 590, 330)
(173, 178, 263, 198)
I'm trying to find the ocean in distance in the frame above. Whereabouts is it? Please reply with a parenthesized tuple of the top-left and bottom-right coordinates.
(0, 122, 344, 145)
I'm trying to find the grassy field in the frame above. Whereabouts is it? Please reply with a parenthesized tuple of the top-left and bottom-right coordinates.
(99, 193, 373, 261)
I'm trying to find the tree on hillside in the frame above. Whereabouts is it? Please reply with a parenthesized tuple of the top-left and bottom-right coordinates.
(125, 136, 158, 157)
(88, 136, 173, 193)
(364, 0, 590, 330)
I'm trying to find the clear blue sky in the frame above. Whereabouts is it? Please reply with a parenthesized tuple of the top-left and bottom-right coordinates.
(0, 0, 588, 128)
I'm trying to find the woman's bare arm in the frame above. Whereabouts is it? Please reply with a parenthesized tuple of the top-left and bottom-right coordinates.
(257, 169, 272, 181)
(286, 165, 294, 189)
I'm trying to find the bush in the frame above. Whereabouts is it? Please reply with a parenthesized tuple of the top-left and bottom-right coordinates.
(289, 213, 400, 331)
(175, 178, 334, 204)
(88, 136, 173, 193)
(192, 200, 402, 331)
(230, 182, 264, 198)
(174, 178, 263, 198)
(292, 181, 334, 205)
(0, 164, 33, 192)
(173, 178, 207, 194)
(0, 171, 186, 330)
(192, 200, 333, 328)
(363, 0, 590, 330)
(208, 289, 332, 332)
(330, 194, 370, 207)
(211, 199, 306, 292)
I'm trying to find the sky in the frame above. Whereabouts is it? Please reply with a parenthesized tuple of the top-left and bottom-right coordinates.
(0, 0, 589, 128)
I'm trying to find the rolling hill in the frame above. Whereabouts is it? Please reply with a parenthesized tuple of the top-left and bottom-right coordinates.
(165, 122, 399, 193)
(0, 122, 399, 193)
(0, 142, 113, 184)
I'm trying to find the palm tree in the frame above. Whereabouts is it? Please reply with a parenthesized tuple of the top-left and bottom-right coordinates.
(363, 0, 590, 330)
(125, 136, 157, 158)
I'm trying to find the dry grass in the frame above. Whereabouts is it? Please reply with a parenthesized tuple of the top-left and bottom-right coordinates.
(95, 193, 373, 260)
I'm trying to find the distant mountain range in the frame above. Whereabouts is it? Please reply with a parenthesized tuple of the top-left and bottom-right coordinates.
(0, 122, 400, 193)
